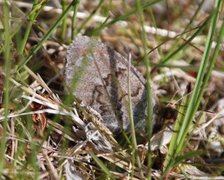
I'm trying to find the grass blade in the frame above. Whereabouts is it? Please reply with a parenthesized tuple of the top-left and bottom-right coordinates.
(17, 0, 79, 71)
(163, 0, 223, 176)
(0, 0, 11, 176)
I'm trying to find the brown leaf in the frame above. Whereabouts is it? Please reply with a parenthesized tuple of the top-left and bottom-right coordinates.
(31, 101, 48, 137)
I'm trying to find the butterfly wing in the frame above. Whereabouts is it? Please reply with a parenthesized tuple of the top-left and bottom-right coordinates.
(65, 36, 150, 132)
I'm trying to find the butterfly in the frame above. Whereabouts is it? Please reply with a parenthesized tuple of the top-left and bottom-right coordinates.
(65, 36, 156, 133)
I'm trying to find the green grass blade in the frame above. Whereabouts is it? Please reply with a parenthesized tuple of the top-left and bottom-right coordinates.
(193, 8, 224, 113)
(127, 54, 144, 179)
(0, 0, 11, 176)
(60, 0, 68, 40)
(162, 0, 223, 176)
(163, 91, 190, 175)
(19, 0, 46, 54)
(136, 1, 154, 179)
(91, 153, 114, 179)
(176, 0, 223, 154)
(77, 0, 105, 34)
(71, 0, 80, 40)
(91, 0, 162, 35)
(160, 18, 209, 65)
(17, 0, 79, 71)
